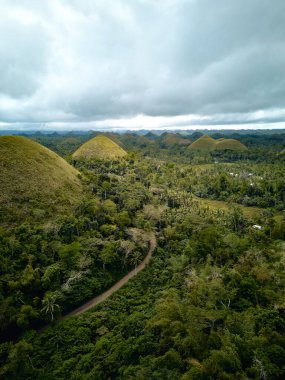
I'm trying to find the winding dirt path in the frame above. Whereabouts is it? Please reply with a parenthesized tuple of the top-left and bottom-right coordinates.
(63, 232, 156, 319)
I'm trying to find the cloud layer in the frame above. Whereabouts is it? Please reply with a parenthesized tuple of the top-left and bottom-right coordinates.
(0, 0, 285, 129)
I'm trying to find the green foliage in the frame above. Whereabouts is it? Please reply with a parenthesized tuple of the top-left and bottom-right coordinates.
(1, 130, 285, 379)
(0, 155, 152, 338)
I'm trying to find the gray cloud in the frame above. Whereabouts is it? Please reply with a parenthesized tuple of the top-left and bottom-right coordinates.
(0, 0, 285, 129)
(0, 12, 48, 98)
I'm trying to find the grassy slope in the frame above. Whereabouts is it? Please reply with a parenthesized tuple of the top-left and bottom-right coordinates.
(193, 195, 262, 218)
(101, 132, 124, 147)
(0, 136, 82, 224)
(162, 133, 191, 146)
(190, 163, 235, 172)
(215, 138, 248, 151)
(189, 135, 216, 150)
(189, 135, 247, 151)
(73, 135, 127, 160)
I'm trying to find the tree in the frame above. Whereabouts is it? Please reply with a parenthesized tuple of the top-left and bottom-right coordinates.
(226, 206, 246, 233)
(186, 226, 221, 262)
(102, 199, 117, 215)
(0, 340, 33, 378)
(41, 292, 60, 321)
(130, 251, 142, 273)
(102, 181, 111, 200)
(99, 243, 119, 270)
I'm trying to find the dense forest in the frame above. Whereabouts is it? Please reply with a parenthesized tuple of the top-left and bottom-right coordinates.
(1, 131, 285, 379)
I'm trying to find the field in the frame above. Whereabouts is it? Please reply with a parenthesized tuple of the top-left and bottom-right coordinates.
(193, 195, 262, 218)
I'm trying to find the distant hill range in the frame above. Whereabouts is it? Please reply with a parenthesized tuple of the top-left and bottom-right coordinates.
(73, 135, 127, 160)
(188, 135, 248, 152)
(0, 136, 82, 225)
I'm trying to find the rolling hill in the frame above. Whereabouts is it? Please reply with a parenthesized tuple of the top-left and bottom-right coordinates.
(188, 135, 247, 152)
(188, 135, 216, 151)
(73, 135, 127, 160)
(214, 138, 248, 151)
(160, 132, 191, 146)
(0, 136, 82, 224)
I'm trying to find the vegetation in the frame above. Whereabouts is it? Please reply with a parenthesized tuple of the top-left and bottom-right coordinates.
(25, 130, 285, 163)
(0, 136, 82, 225)
(187, 163, 285, 211)
(73, 135, 128, 161)
(0, 153, 154, 341)
(0, 130, 285, 379)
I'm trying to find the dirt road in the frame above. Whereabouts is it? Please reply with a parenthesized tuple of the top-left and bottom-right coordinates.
(63, 232, 156, 318)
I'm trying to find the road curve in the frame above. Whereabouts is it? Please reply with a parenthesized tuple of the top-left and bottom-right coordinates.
(63, 232, 156, 319)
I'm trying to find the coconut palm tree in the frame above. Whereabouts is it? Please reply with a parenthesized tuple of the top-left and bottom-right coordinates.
(130, 251, 142, 273)
(41, 293, 60, 321)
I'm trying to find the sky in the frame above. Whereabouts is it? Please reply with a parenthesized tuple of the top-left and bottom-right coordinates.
(0, 0, 285, 131)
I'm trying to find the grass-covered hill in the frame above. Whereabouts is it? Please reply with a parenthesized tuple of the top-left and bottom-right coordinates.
(101, 132, 124, 147)
(118, 133, 155, 149)
(189, 134, 217, 151)
(160, 132, 191, 146)
(189, 134, 247, 152)
(215, 138, 248, 151)
(73, 135, 127, 160)
(0, 136, 82, 224)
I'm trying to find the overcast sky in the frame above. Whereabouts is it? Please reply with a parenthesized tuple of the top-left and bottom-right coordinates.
(0, 0, 285, 130)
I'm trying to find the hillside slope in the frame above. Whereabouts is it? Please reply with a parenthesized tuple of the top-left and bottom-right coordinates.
(0, 136, 82, 224)
(214, 138, 248, 151)
(189, 135, 247, 152)
(161, 132, 191, 146)
(188, 135, 216, 151)
(73, 135, 127, 160)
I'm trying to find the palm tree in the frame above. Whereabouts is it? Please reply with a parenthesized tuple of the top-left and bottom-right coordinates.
(130, 251, 142, 274)
(14, 290, 25, 305)
(41, 293, 60, 321)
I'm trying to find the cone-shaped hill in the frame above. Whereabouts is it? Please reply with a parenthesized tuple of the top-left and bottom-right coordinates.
(101, 133, 124, 147)
(188, 135, 247, 152)
(73, 135, 127, 160)
(0, 136, 82, 224)
(160, 133, 191, 146)
(188, 135, 216, 150)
